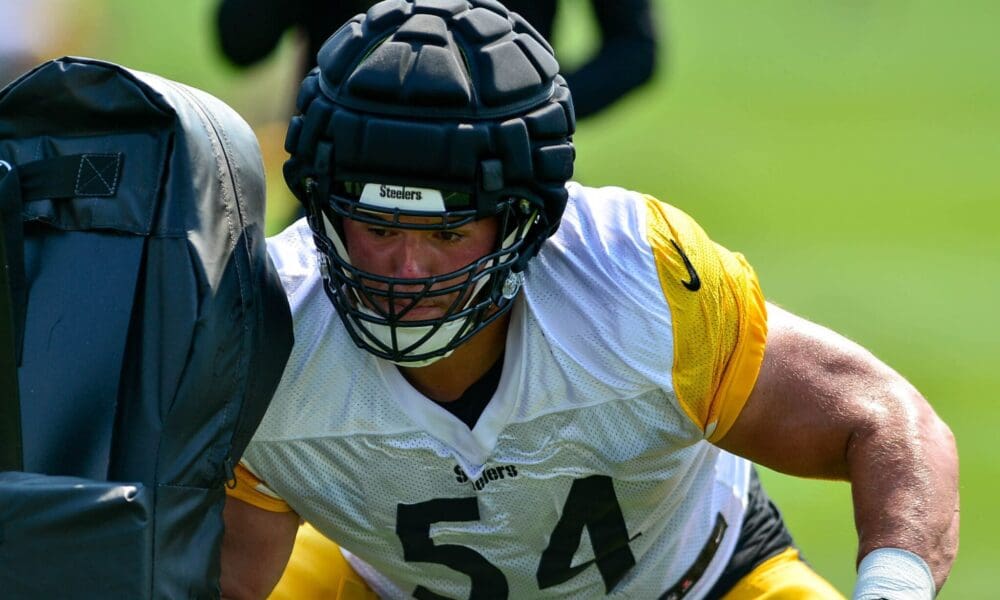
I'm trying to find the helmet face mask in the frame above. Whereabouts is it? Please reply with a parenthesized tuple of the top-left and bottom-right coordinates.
(310, 181, 535, 365)
(286, 0, 575, 364)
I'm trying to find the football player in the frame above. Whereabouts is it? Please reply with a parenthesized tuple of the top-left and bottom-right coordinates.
(220, 1, 958, 599)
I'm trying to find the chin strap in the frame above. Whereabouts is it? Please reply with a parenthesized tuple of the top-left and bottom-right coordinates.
(355, 304, 465, 367)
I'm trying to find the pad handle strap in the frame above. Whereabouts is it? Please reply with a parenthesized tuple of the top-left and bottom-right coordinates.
(0, 160, 23, 472)
(0, 152, 124, 472)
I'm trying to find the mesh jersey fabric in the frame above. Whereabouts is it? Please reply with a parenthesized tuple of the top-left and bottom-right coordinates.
(231, 182, 768, 599)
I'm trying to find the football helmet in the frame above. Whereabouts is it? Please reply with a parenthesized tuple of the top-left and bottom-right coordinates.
(284, 0, 575, 365)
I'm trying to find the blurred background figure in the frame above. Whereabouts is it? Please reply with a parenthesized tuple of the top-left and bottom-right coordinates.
(0, 1, 88, 88)
(0, 1, 69, 87)
(216, 0, 662, 227)
(216, 0, 370, 88)
(215, 0, 660, 120)
(503, 0, 658, 119)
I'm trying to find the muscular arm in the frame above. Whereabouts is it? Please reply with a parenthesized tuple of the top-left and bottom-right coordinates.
(220, 496, 300, 600)
(716, 303, 959, 590)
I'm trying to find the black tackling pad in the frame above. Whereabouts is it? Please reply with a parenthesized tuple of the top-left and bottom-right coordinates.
(0, 57, 293, 598)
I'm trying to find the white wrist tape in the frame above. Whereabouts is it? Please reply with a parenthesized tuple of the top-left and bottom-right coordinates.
(852, 548, 935, 600)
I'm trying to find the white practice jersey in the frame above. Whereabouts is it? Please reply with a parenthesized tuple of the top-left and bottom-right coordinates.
(234, 182, 769, 599)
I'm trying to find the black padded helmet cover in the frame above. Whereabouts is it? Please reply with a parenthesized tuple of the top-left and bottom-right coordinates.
(284, 0, 576, 263)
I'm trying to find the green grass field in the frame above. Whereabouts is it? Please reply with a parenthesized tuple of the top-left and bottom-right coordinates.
(37, 0, 999, 596)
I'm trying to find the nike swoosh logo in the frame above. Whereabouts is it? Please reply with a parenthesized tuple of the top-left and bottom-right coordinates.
(670, 239, 701, 291)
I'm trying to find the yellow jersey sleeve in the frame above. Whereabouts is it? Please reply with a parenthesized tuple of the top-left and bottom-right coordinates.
(226, 461, 295, 513)
(644, 196, 767, 442)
